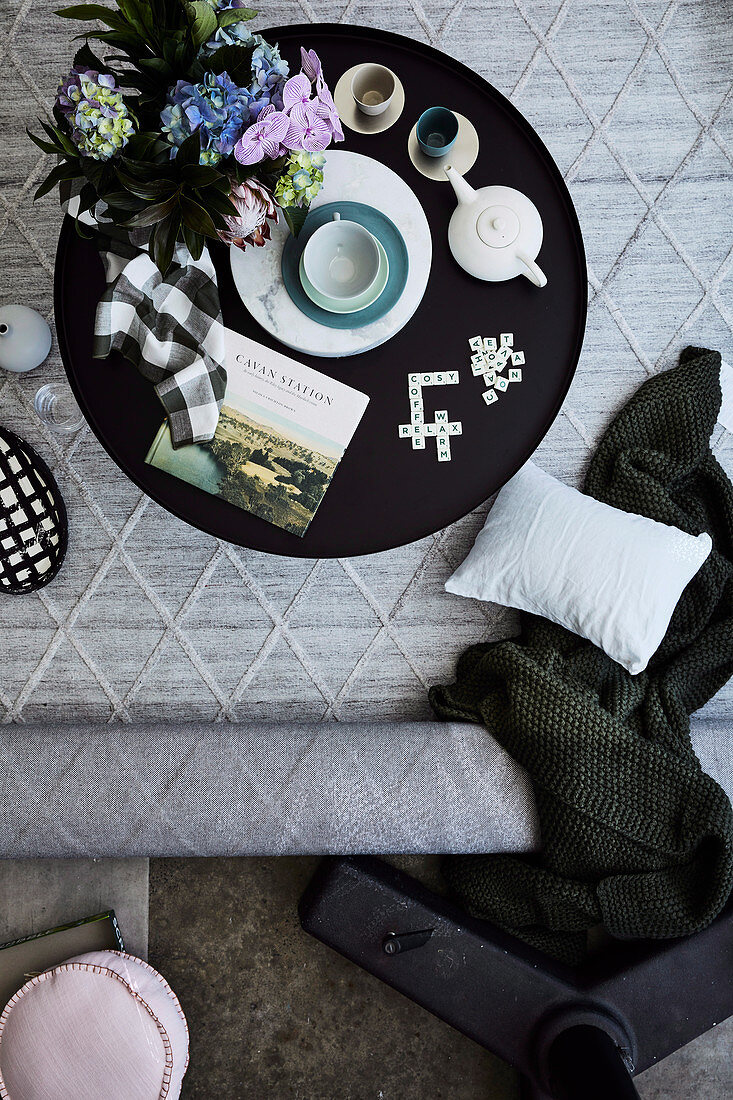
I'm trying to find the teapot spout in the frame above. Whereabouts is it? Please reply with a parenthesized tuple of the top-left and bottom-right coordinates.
(444, 164, 477, 205)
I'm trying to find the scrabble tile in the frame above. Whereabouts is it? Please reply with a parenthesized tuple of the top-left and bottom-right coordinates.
(483, 389, 498, 406)
(412, 421, 423, 433)
(471, 353, 486, 368)
(398, 424, 413, 437)
(495, 376, 509, 392)
(435, 422, 449, 434)
(446, 371, 460, 384)
(495, 346, 511, 366)
(420, 372, 433, 386)
(472, 361, 487, 377)
(469, 336, 484, 352)
(483, 337, 497, 352)
(410, 397, 423, 411)
(484, 351, 498, 367)
(448, 422, 462, 435)
(511, 350, 525, 366)
(434, 410, 448, 423)
(433, 371, 446, 385)
(411, 408, 424, 423)
(412, 434, 425, 449)
(408, 372, 421, 385)
(424, 423, 437, 435)
(508, 368, 522, 383)
(437, 440, 451, 462)
(500, 332, 514, 347)
(408, 383, 422, 398)
(482, 370, 497, 387)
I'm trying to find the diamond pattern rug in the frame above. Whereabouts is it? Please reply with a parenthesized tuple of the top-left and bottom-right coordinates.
(1, 0, 731, 724)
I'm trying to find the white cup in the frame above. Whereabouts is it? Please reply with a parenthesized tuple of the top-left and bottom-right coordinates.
(350, 64, 396, 116)
(302, 213, 381, 304)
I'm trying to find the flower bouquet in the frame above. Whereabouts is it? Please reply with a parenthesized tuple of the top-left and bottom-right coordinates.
(29, 3, 345, 446)
(30, 1, 343, 272)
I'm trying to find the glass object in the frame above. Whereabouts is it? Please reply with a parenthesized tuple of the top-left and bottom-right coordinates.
(34, 382, 85, 434)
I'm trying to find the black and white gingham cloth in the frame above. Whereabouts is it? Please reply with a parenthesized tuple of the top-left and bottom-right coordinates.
(0, 428, 67, 593)
(67, 195, 226, 447)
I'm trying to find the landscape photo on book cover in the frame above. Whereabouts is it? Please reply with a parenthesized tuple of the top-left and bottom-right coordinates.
(148, 391, 344, 537)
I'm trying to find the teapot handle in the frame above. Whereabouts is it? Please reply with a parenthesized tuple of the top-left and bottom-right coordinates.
(516, 250, 547, 288)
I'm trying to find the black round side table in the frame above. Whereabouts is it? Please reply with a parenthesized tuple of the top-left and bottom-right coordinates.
(56, 23, 587, 558)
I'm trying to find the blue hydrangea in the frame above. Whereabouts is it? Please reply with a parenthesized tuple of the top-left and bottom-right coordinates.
(160, 72, 251, 165)
(203, 28, 289, 118)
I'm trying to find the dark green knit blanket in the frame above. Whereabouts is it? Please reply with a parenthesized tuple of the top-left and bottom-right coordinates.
(430, 347, 733, 964)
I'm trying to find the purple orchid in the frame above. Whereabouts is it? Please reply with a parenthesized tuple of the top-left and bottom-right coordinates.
(299, 47, 323, 88)
(283, 103, 331, 153)
(312, 82, 344, 143)
(234, 109, 290, 165)
(282, 72, 312, 112)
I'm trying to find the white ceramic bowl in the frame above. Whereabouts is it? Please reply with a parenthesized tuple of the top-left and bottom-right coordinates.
(302, 214, 381, 304)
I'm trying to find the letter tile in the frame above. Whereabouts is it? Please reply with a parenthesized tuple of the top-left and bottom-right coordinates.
(435, 410, 448, 422)
(411, 408, 424, 424)
(408, 372, 421, 385)
(412, 434, 425, 449)
(433, 371, 446, 385)
(448, 422, 462, 435)
(495, 376, 509, 392)
(500, 332, 514, 347)
(483, 389, 498, 405)
(483, 337, 497, 352)
(420, 373, 433, 386)
(511, 350, 525, 365)
(508, 368, 522, 383)
(424, 423, 437, 435)
(482, 370, 497, 387)
(398, 424, 413, 437)
(446, 371, 460, 384)
(472, 362, 487, 376)
(437, 440, 451, 462)
(469, 336, 484, 352)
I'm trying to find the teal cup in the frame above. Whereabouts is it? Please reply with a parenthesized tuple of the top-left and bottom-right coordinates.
(416, 107, 459, 157)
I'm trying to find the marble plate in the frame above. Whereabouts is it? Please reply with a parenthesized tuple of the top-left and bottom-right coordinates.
(229, 150, 432, 358)
(283, 202, 408, 328)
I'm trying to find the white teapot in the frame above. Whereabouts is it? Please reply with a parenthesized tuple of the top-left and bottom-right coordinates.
(444, 165, 547, 287)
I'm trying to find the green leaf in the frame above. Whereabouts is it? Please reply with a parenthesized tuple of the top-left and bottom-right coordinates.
(283, 204, 308, 238)
(174, 130, 203, 170)
(151, 210, 180, 276)
(179, 193, 219, 238)
(217, 7, 257, 29)
(72, 41, 108, 72)
(200, 188, 239, 220)
(182, 222, 204, 261)
(186, 1, 217, 49)
(34, 160, 84, 201)
(124, 194, 178, 227)
(207, 43, 253, 84)
(55, 4, 129, 29)
(138, 57, 172, 75)
(181, 163, 222, 187)
(27, 128, 64, 155)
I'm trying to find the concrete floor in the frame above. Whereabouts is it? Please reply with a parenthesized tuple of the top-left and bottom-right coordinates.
(147, 857, 733, 1100)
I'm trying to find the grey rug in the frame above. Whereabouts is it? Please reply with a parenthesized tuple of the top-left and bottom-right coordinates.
(1, 0, 732, 724)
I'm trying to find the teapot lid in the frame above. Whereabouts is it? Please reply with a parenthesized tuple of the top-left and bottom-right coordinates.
(476, 205, 520, 249)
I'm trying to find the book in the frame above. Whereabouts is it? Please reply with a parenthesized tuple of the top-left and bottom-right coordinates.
(0, 911, 124, 1012)
(145, 331, 370, 538)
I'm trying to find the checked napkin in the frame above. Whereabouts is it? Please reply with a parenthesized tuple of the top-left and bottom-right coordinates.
(66, 194, 227, 447)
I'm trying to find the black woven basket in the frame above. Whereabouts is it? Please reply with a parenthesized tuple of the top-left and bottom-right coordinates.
(0, 427, 68, 594)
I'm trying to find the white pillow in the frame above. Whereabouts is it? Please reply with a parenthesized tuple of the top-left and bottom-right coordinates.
(446, 461, 712, 675)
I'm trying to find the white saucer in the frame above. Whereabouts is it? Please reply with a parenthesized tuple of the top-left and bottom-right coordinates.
(407, 112, 479, 180)
(299, 238, 390, 314)
(333, 65, 406, 135)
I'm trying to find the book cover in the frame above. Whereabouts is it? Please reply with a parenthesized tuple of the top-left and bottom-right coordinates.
(146, 331, 370, 537)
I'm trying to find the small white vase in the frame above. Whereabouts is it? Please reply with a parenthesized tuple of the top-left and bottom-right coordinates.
(0, 304, 52, 373)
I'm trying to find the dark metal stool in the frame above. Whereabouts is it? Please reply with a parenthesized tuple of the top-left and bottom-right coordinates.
(299, 856, 732, 1099)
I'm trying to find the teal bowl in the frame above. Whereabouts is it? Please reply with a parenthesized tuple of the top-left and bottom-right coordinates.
(416, 107, 459, 158)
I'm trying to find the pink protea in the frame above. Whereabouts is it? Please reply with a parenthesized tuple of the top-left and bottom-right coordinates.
(218, 178, 278, 249)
